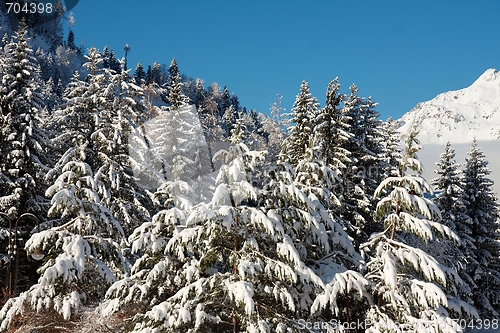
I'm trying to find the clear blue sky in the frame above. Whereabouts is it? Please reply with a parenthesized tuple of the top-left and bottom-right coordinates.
(68, 0, 500, 120)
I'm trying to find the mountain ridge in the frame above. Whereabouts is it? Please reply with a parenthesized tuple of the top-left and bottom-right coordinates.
(398, 68, 500, 145)
(397, 68, 500, 195)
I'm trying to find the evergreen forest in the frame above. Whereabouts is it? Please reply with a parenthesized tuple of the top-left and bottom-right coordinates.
(0, 14, 499, 333)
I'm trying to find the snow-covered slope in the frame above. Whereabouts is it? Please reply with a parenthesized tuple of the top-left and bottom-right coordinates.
(398, 68, 500, 145)
(397, 68, 500, 195)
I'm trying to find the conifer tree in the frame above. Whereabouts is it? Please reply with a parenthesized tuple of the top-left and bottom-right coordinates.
(431, 142, 474, 305)
(134, 62, 146, 85)
(104, 178, 197, 321)
(220, 86, 231, 117)
(362, 130, 476, 332)
(48, 71, 92, 157)
(283, 80, 319, 166)
(194, 78, 206, 109)
(222, 105, 238, 136)
(167, 58, 188, 109)
(462, 139, 500, 317)
(379, 117, 402, 179)
(67, 29, 76, 50)
(51, 48, 152, 235)
(107, 123, 338, 332)
(331, 84, 372, 239)
(314, 78, 350, 170)
(83, 49, 152, 235)
(0, 137, 128, 328)
(0, 22, 49, 219)
(145, 64, 152, 84)
(342, 84, 384, 196)
(264, 136, 369, 325)
(151, 61, 162, 85)
(108, 50, 121, 72)
(102, 46, 110, 69)
(432, 142, 472, 245)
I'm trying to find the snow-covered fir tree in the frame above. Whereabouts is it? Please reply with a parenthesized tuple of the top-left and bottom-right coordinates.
(107, 122, 342, 332)
(283, 80, 319, 166)
(47, 71, 92, 157)
(430, 142, 474, 305)
(82, 48, 152, 235)
(311, 79, 386, 246)
(222, 105, 238, 137)
(0, 22, 49, 219)
(134, 62, 146, 85)
(263, 136, 369, 326)
(314, 78, 351, 170)
(103, 177, 197, 321)
(167, 58, 188, 109)
(379, 116, 402, 180)
(431, 142, 472, 257)
(462, 139, 500, 317)
(345, 89, 387, 246)
(0, 136, 128, 329)
(342, 85, 384, 200)
(361, 130, 476, 333)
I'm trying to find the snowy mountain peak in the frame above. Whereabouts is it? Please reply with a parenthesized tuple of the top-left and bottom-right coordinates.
(474, 68, 500, 85)
(398, 68, 500, 145)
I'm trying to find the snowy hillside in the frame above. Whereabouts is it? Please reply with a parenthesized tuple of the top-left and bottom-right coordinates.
(398, 68, 500, 145)
(397, 69, 500, 194)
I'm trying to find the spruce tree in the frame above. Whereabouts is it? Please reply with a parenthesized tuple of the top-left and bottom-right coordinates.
(151, 61, 162, 85)
(379, 117, 402, 180)
(314, 78, 350, 170)
(167, 58, 188, 109)
(222, 105, 238, 137)
(194, 78, 206, 109)
(283, 80, 319, 166)
(102, 46, 110, 69)
(67, 29, 76, 50)
(104, 177, 197, 321)
(264, 136, 368, 326)
(432, 142, 472, 244)
(107, 123, 329, 332)
(145, 65, 153, 84)
(108, 50, 121, 73)
(219, 86, 231, 117)
(0, 137, 128, 328)
(342, 85, 384, 196)
(83, 49, 152, 235)
(332, 84, 374, 240)
(134, 62, 146, 85)
(462, 139, 500, 317)
(0, 22, 49, 219)
(431, 142, 474, 306)
(50, 48, 153, 236)
(362, 130, 476, 332)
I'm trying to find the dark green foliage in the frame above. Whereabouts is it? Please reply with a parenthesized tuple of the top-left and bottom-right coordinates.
(283, 80, 319, 167)
(462, 139, 500, 316)
(134, 62, 146, 85)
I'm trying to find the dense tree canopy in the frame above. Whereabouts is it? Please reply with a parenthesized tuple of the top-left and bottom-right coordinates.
(0, 19, 498, 333)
